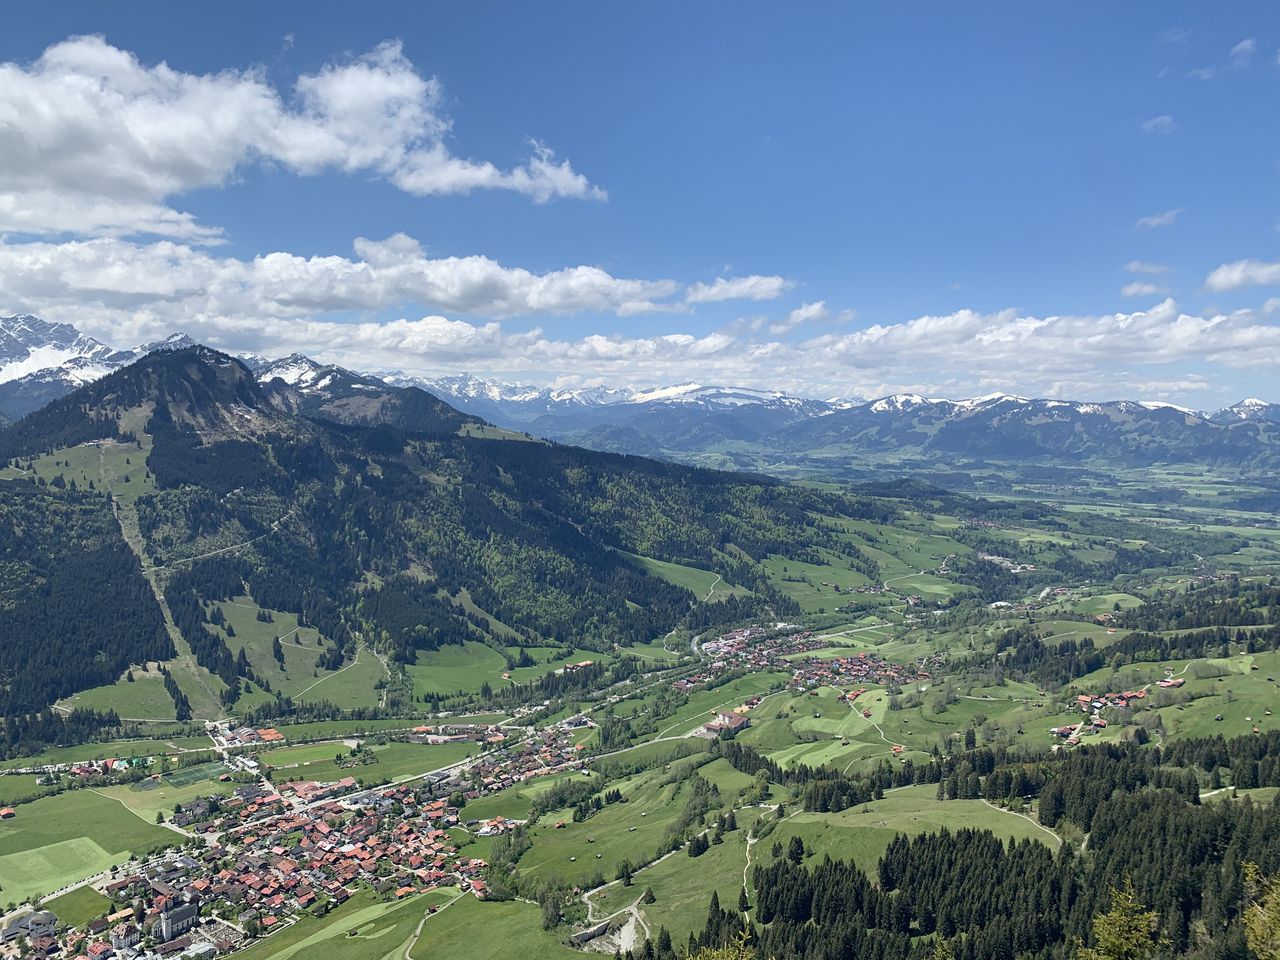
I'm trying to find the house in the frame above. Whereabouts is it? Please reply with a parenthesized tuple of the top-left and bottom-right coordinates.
(110, 924, 141, 951)
(0, 807, 15, 819)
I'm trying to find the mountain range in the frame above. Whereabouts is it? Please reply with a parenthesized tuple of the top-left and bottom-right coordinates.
(2, 314, 1279, 471)
(0, 344, 874, 721)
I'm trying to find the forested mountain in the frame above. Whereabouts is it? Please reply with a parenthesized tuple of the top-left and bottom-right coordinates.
(0, 347, 884, 720)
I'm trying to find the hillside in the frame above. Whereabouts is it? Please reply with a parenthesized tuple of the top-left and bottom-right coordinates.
(0, 347, 888, 728)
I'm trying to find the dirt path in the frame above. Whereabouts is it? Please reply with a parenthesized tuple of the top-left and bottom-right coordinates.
(401, 891, 465, 960)
(980, 798, 1061, 846)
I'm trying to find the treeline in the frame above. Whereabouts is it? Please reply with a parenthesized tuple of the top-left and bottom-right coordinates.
(995, 621, 1280, 688)
(0, 484, 172, 717)
(687, 788, 1280, 960)
(1119, 576, 1280, 632)
(0, 707, 122, 760)
(1162, 729, 1280, 790)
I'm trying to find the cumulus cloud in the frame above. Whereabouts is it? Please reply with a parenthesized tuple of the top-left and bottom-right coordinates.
(1141, 115, 1175, 134)
(0, 36, 604, 240)
(1136, 207, 1183, 229)
(685, 275, 793, 304)
(0, 234, 680, 323)
(6, 235, 1279, 402)
(1205, 258, 1280, 291)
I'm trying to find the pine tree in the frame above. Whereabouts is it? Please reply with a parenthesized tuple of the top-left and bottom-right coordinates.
(1077, 881, 1163, 960)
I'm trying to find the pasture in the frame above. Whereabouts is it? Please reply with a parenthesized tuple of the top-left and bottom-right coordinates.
(0, 791, 174, 902)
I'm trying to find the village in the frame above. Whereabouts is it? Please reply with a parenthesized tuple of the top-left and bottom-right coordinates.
(678, 625, 939, 700)
(0, 718, 596, 960)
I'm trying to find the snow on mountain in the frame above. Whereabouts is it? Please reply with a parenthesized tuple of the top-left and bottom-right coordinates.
(1210, 398, 1280, 424)
(868, 394, 949, 413)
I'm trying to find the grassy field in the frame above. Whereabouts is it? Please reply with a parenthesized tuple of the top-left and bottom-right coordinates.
(44, 886, 111, 926)
(234, 888, 460, 960)
(95, 775, 238, 824)
(0, 774, 60, 806)
(261, 740, 478, 785)
(0, 791, 175, 902)
(410, 895, 580, 960)
(0, 440, 157, 503)
(621, 552, 749, 601)
(591, 828, 754, 943)
(517, 758, 732, 888)
(766, 784, 1060, 875)
(56, 669, 178, 721)
(407, 641, 508, 696)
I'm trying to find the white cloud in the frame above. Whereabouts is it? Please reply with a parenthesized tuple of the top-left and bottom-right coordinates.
(1231, 37, 1257, 68)
(1125, 260, 1169, 274)
(1188, 67, 1216, 80)
(1205, 258, 1280, 291)
(1136, 207, 1183, 229)
(6, 235, 1278, 402)
(1157, 27, 1191, 45)
(0, 234, 680, 323)
(768, 300, 828, 335)
(0, 36, 603, 240)
(685, 275, 793, 304)
(1121, 281, 1165, 297)
(1141, 115, 1175, 134)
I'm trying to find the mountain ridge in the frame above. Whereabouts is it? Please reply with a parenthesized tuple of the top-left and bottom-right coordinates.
(2, 315, 1279, 469)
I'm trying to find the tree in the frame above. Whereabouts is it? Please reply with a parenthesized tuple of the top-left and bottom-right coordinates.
(1077, 881, 1163, 960)
(738, 886, 750, 913)
(1245, 862, 1280, 960)
(787, 835, 805, 864)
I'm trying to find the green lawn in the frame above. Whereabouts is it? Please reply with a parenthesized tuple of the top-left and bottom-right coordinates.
(0, 791, 175, 902)
(621, 552, 748, 600)
(518, 760, 732, 888)
(44, 886, 111, 927)
(0, 774, 60, 806)
(591, 828, 753, 943)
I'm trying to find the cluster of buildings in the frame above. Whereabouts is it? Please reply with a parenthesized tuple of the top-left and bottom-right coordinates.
(789, 650, 935, 694)
(3, 781, 485, 960)
(209, 727, 284, 750)
(1049, 687, 1154, 745)
(977, 553, 1037, 574)
(461, 723, 589, 798)
(674, 626, 939, 700)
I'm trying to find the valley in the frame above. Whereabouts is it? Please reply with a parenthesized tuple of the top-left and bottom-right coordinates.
(0, 346, 1279, 960)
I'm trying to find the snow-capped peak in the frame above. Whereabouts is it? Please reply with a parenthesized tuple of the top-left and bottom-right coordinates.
(868, 394, 948, 413)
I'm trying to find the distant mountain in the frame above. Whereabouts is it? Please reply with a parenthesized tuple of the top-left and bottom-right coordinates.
(1209, 398, 1280, 425)
(0, 314, 195, 419)
(2, 315, 1279, 472)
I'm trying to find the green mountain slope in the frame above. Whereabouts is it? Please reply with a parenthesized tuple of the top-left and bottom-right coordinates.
(0, 348, 888, 726)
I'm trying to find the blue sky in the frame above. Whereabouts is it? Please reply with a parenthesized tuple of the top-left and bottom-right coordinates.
(2, 2, 1279, 404)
